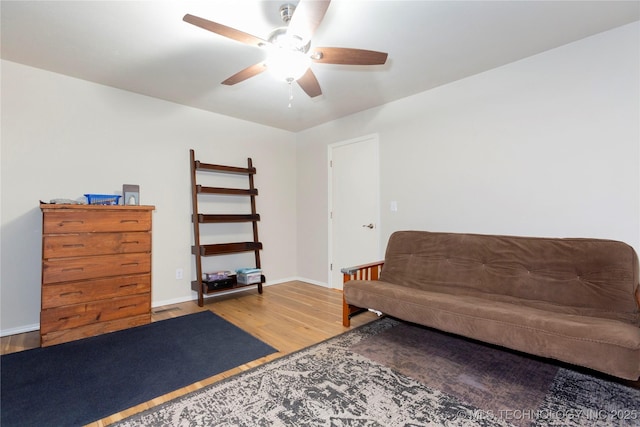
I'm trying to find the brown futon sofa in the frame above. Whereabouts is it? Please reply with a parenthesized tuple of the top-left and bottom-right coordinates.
(342, 230, 640, 380)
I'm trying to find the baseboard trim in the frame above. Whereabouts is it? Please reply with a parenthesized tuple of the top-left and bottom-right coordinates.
(0, 323, 40, 338)
(291, 277, 329, 288)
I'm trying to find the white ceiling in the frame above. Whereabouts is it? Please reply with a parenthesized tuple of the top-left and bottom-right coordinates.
(2, 1, 639, 132)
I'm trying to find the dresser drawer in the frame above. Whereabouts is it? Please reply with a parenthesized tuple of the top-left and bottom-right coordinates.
(41, 314, 151, 347)
(43, 232, 151, 258)
(40, 293, 151, 334)
(41, 274, 151, 309)
(43, 210, 151, 234)
(43, 253, 151, 284)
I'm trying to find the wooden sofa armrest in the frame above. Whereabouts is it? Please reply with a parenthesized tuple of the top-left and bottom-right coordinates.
(341, 260, 385, 278)
(342, 261, 384, 327)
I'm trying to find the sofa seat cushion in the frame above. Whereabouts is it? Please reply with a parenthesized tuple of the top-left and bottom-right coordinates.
(345, 280, 640, 380)
(379, 280, 640, 325)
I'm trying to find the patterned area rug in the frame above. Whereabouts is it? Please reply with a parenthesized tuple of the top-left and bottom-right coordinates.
(350, 323, 559, 427)
(115, 317, 640, 426)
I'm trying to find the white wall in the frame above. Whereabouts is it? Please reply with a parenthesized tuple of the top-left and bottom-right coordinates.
(1, 61, 297, 334)
(297, 22, 640, 285)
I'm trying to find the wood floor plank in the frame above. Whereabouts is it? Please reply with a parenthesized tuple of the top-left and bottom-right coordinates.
(1, 281, 378, 426)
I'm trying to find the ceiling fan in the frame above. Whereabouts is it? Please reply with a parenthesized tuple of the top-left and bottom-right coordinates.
(183, 0, 388, 98)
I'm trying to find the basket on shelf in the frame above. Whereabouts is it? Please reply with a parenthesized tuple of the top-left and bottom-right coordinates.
(84, 194, 121, 205)
(236, 268, 263, 285)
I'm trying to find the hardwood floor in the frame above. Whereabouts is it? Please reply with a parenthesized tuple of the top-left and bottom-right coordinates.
(0, 281, 378, 426)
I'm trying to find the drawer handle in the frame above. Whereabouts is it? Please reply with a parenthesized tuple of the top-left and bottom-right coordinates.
(62, 244, 85, 248)
(118, 304, 138, 310)
(58, 314, 81, 321)
(121, 263, 139, 267)
(62, 267, 84, 272)
(122, 241, 140, 245)
(60, 220, 84, 225)
(120, 220, 140, 224)
(60, 291, 83, 297)
(119, 283, 138, 289)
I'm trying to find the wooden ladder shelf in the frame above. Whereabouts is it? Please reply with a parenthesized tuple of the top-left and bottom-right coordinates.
(190, 149, 264, 306)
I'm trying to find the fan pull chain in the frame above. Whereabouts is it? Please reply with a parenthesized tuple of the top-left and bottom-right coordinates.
(287, 78, 294, 108)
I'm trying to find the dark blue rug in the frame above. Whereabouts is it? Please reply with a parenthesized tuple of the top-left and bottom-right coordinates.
(1, 311, 277, 426)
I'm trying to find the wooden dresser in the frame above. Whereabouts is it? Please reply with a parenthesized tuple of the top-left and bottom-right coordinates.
(40, 203, 154, 346)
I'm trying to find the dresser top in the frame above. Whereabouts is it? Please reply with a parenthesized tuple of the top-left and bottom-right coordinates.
(40, 203, 155, 212)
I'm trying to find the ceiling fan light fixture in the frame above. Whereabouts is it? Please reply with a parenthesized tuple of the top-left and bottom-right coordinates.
(267, 27, 309, 51)
(266, 47, 311, 82)
(266, 27, 311, 82)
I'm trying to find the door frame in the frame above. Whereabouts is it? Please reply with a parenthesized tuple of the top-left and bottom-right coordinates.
(327, 133, 381, 288)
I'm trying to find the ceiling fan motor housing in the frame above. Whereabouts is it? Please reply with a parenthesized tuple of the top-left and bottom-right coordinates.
(279, 4, 296, 23)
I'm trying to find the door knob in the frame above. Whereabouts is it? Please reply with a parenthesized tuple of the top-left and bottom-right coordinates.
(362, 223, 374, 229)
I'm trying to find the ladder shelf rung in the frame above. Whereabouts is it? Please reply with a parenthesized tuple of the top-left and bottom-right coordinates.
(193, 242, 263, 256)
(195, 161, 256, 175)
(197, 185, 258, 196)
(197, 214, 260, 223)
(191, 275, 266, 294)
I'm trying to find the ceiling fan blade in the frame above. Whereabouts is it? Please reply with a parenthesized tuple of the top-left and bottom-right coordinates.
(183, 14, 268, 48)
(286, 0, 331, 43)
(312, 47, 388, 65)
(297, 68, 322, 98)
(222, 62, 267, 85)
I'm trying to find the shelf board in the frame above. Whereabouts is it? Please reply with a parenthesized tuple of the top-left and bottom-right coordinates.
(196, 185, 258, 196)
(196, 214, 260, 223)
(195, 161, 256, 175)
(193, 241, 263, 256)
(191, 275, 265, 294)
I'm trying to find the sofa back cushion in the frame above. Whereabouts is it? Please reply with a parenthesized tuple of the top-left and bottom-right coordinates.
(380, 231, 639, 321)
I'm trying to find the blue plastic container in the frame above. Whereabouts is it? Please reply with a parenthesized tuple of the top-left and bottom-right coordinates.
(84, 194, 122, 205)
